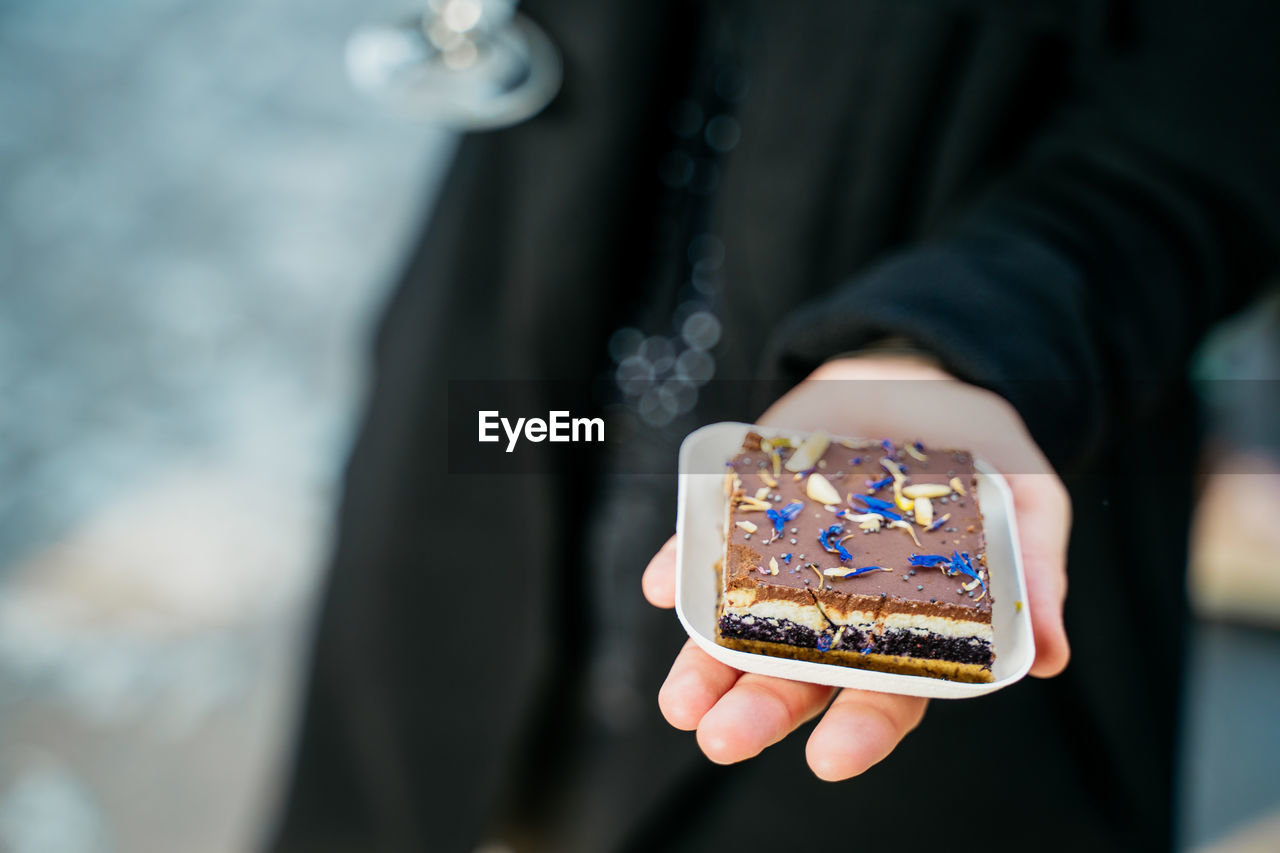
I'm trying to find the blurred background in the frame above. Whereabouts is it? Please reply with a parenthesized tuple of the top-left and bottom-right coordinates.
(1, 1, 1278, 851)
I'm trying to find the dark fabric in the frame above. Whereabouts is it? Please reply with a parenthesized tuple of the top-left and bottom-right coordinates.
(269, 1, 1280, 851)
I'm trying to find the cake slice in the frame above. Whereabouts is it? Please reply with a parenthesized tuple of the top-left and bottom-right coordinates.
(716, 430, 994, 683)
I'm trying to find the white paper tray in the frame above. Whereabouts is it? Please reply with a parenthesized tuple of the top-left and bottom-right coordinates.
(675, 422, 1036, 699)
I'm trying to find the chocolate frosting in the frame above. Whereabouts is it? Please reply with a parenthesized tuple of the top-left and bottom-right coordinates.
(724, 432, 991, 624)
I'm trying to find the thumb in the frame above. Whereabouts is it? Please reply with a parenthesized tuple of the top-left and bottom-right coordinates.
(642, 535, 678, 609)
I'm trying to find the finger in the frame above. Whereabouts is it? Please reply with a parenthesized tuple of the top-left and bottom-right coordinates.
(658, 640, 743, 731)
(805, 689, 928, 781)
(695, 673, 834, 764)
(1006, 473, 1072, 677)
(642, 535, 678, 609)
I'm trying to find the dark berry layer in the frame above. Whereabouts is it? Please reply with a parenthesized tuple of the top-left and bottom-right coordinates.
(874, 628, 992, 666)
(718, 613, 822, 648)
(718, 614, 992, 668)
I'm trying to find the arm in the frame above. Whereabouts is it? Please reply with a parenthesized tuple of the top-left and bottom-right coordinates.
(766, 0, 1280, 471)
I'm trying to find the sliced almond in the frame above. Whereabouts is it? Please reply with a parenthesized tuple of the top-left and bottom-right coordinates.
(904, 443, 928, 462)
(914, 496, 933, 528)
(880, 457, 906, 481)
(842, 512, 877, 523)
(950, 476, 967, 496)
(893, 479, 914, 512)
(902, 483, 952, 499)
(769, 556, 779, 575)
(736, 520, 758, 534)
(806, 472, 842, 505)
(785, 429, 830, 472)
(889, 519, 922, 547)
(760, 471, 778, 488)
(755, 486, 771, 500)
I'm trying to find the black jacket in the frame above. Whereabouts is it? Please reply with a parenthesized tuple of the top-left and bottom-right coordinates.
(271, 1, 1280, 850)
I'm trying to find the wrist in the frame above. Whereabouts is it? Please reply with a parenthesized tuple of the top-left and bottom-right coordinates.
(810, 352, 954, 383)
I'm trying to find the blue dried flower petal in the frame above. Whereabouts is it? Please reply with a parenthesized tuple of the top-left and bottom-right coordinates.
(908, 554, 950, 568)
(926, 513, 951, 532)
(950, 550, 981, 582)
(781, 552, 793, 564)
(816, 635, 833, 652)
(767, 499, 804, 532)
(849, 494, 904, 522)
(849, 456, 863, 466)
(958, 551, 988, 592)
(830, 566, 891, 578)
(880, 439, 895, 456)
(867, 475, 893, 491)
(819, 524, 853, 562)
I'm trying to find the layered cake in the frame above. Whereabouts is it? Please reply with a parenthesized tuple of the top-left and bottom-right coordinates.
(716, 430, 994, 683)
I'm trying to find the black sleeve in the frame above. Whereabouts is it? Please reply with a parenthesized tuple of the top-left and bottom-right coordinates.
(762, 0, 1280, 470)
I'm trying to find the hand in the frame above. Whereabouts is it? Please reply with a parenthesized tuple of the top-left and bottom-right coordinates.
(642, 356, 1071, 781)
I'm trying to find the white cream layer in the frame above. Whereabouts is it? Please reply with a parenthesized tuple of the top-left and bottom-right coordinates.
(722, 596, 829, 633)
(882, 611, 993, 641)
(722, 590, 991, 641)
